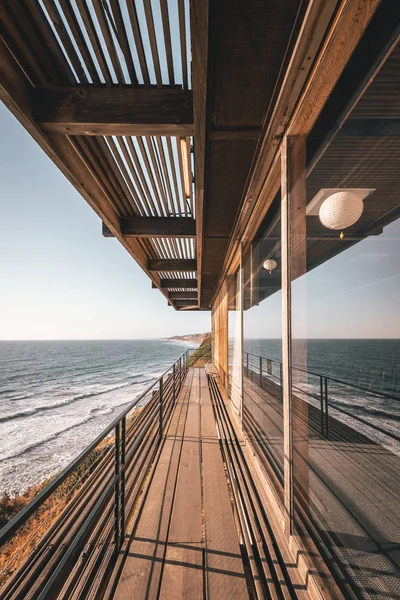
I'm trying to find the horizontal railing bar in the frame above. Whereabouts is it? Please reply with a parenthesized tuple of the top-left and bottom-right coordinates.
(244, 351, 400, 401)
(0, 350, 188, 548)
(36, 478, 115, 600)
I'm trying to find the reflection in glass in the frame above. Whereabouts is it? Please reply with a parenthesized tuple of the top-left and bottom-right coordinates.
(290, 43, 400, 598)
(243, 198, 284, 502)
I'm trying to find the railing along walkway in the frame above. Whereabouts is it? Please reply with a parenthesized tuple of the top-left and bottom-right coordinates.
(1, 363, 314, 599)
(109, 367, 249, 599)
(108, 367, 312, 600)
(243, 368, 400, 600)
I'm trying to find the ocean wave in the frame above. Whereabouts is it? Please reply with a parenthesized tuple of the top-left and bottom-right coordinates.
(0, 415, 96, 462)
(0, 377, 156, 424)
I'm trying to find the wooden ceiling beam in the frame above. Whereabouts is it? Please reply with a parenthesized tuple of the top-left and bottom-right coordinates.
(154, 279, 198, 289)
(103, 218, 196, 238)
(0, 39, 175, 307)
(148, 259, 197, 271)
(212, 0, 381, 306)
(32, 86, 193, 136)
(190, 0, 209, 307)
(172, 300, 198, 307)
(122, 217, 196, 238)
(168, 291, 198, 299)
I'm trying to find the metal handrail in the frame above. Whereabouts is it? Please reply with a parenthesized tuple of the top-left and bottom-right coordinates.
(244, 351, 400, 401)
(243, 350, 400, 442)
(0, 349, 191, 550)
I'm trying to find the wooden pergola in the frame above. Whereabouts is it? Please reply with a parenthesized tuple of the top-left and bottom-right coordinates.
(1, 0, 395, 313)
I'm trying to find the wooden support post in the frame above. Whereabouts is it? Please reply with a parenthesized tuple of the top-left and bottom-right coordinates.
(281, 134, 308, 537)
(239, 244, 244, 425)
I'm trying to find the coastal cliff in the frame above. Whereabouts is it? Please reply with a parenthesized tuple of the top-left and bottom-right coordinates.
(167, 332, 211, 345)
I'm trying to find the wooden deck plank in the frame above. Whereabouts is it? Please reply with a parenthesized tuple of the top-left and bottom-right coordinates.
(200, 380, 248, 599)
(113, 370, 193, 599)
(159, 369, 203, 600)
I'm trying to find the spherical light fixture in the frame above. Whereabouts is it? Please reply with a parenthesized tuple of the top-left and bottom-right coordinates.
(319, 190, 364, 238)
(263, 259, 277, 274)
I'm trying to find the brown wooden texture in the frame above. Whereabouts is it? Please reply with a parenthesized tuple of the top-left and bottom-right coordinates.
(157, 279, 198, 289)
(200, 371, 247, 598)
(121, 217, 196, 238)
(159, 370, 203, 599)
(168, 291, 198, 300)
(289, 0, 381, 135)
(148, 259, 197, 271)
(190, 0, 209, 306)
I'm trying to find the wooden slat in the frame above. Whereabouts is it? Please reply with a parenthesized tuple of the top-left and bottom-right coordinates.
(148, 259, 197, 271)
(41, 0, 88, 83)
(120, 217, 196, 238)
(125, 0, 150, 86)
(289, 0, 381, 135)
(172, 300, 198, 307)
(190, 0, 209, 305)
(32, 86, 193, 135)
(178, 0, 188, 89)
(124, 137, 159, 216)
(157, 278, 198, 289)
(74, 0, 113, 85)
(166, 136, 184, 217)
(108, 0, 138, 85)
(143, 0, 162, 86)
(160, 0, 175, 85)
(159, 370, 203, 599)
(91, 0, 125, 84)
(57, 0, 100, 84)
(200, 371, 247, 599)
(168, 291, 198, 299)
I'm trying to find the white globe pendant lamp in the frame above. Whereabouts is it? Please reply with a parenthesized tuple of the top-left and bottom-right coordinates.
(319, 190, 364, 239)
(263, 258, 277, 274)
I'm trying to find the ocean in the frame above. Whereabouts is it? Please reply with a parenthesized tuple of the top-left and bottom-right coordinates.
(1, 338, 399, 495)
(244, 338, 400, 453)
(0, 339, 195, 494)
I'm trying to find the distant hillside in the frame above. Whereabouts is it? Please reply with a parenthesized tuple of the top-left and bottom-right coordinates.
(187, 334, 212, 366)
(168, 332, 211, 345)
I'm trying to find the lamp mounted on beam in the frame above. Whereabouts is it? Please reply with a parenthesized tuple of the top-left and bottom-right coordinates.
(263, 259, 277, 274)
(307, 188, 375, 240)
(319, 190, 364, 239)
(180, 137, 192, 199)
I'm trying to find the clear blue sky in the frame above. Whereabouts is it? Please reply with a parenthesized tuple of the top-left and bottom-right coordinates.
(0, 103, 210, 340)
(244, 217, 400, 339)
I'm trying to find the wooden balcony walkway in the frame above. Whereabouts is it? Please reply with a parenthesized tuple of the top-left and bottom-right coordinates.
(108, 367, 248, 599)
(106, 367, 310, 599)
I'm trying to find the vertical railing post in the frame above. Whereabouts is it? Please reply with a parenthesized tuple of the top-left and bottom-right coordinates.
(173, 362, 176, 403)
(119, 416, 126, 547)
(159, 376, 163, 439)
(324, 377, 329, 440)
(280, 362, 283, 403)
(259, 356, 263, 388)
(114, 422, 120, 551)
(246, 353, 249, 377)
(320, 376, 324, 437)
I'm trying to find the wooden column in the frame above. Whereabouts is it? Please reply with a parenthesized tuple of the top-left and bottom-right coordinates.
(281, 134, 308, 537)
(239, 245, 244, 424)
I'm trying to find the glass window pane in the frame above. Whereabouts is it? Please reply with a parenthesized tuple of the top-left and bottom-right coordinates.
(243, 197, 283, 502)
(290, 43, 400, 599)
